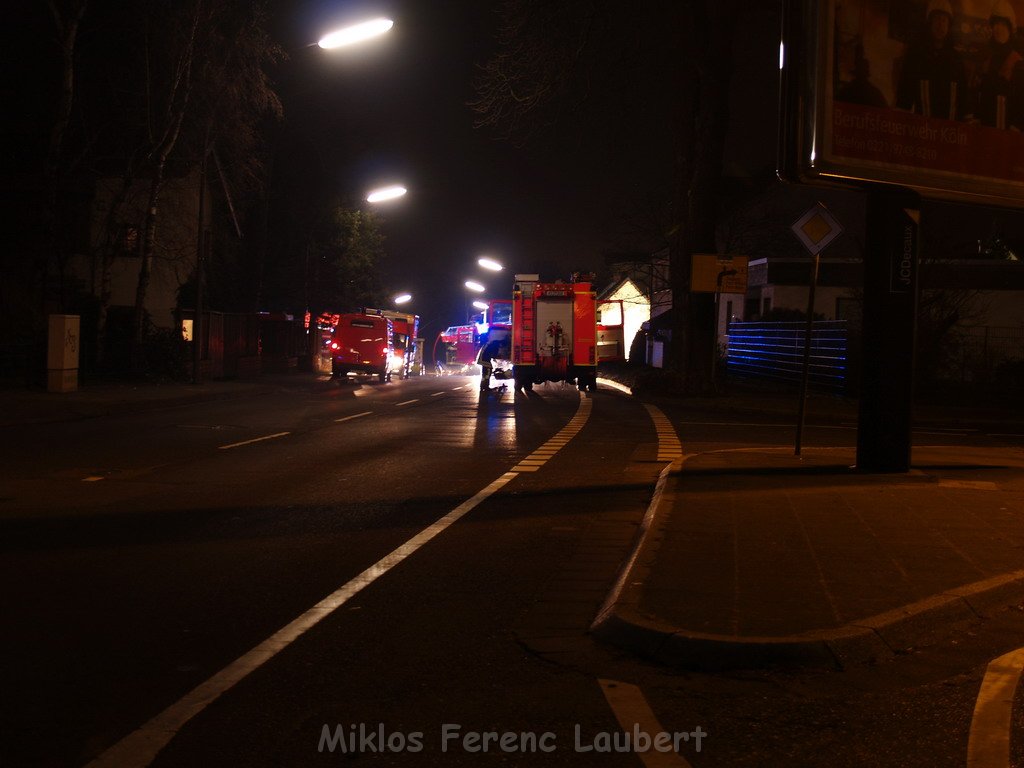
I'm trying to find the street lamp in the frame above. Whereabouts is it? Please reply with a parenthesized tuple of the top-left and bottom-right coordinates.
(472, 300, 489, 311)
(318, 18, 394, 49)
(464, 280, 486, 293)
(477, 256, 503, 272)
(366, 184, 407, 203)
(394, 293, 412, 305)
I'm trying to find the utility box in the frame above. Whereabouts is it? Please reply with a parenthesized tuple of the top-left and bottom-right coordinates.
(47, 314, 80, 393)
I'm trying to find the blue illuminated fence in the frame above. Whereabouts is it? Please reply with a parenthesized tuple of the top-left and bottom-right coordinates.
(725, 320, 848, 392)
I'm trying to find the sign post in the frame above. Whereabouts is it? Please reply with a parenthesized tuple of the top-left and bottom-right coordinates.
(791, 204, 843, 456)
(690, 255, 749, 385)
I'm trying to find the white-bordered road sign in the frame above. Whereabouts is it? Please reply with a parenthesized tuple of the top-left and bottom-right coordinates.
(792, 203, 844, 255)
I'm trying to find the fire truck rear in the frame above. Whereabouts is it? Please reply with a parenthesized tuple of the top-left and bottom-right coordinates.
(329, 312, 394, 383)
(511, 274, 598, 392)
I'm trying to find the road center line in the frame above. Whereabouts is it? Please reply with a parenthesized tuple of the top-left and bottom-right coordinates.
(598, 679, 695, 767)
(430, 391, 445, 397)
(86, 470, 522, 768)
(217, 432, 290, 450)
(88, 393, 594, 768)
(335, 411, 372, 423)
(967, 646, 1024, 768)
(395, 399, 419, 406)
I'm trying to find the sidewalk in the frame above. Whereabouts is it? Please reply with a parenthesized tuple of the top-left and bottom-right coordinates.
(592, 442, 1024, 670)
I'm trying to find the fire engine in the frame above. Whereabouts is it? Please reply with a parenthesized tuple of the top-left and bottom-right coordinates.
(379, 309, 421, 378)
(437, 324, 479, 371)
(511, 274, 598, 392)
(328, 312, 395, 382)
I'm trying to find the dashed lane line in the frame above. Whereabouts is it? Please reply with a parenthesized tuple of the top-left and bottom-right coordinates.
(395, 399, 419, 406)
(511, 394, 591, 473)
(967, 647, 1024, 768)
(217, 432, 291, 450)
(86, 394, 593, 768)
(335, 411, 372, 423)
(643, 404, 684, 463)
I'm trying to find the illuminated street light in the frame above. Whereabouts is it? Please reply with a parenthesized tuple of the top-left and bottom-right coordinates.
(394, 293, 412, 305)
(472, 300, 489, 311)
(464, 280, 486, 293)
(318, 18, 394, 49)
(366, 185, 407, 203)
(477, 256, 503, 272)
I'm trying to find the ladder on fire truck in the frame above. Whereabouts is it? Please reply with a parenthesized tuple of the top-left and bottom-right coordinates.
(515, 292, 535, 366)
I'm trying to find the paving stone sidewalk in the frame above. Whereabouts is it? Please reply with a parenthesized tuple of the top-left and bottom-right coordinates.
(594, 444, 1024, 669)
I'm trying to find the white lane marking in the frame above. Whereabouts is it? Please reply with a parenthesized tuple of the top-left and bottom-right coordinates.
(395, 399, 419, 406)
(430, 391, 445, 397)
(86, 471, 522, 768)
(598, 679, 696, 767)
(82, 476, 104, 482)
(643, 404, 684, 463)
(967, 647, 1024, 768)
(596, 377, 633, 396)
(451, 386, 464, 391)
(511, 395, 591, 472)
(217, 432, 290, 450)
(335, 411, 372, 423)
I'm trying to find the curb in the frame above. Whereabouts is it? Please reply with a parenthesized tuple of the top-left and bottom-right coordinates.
(590, 452, 1024, 671)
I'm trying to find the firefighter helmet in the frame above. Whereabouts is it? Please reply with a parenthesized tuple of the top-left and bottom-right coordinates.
(991, 0, 1017, 31)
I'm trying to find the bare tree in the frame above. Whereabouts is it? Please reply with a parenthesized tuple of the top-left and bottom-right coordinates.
(120, 0, 282, 350)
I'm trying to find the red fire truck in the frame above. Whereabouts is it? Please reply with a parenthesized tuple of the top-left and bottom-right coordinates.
(380, 309, 420, 378)
(511, 274, 598, 391)
(437, 324, 479, 370)
(329, 312, 395, 383)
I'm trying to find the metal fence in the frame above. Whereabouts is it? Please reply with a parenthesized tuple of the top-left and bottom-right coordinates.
(725, 321, 848, 392)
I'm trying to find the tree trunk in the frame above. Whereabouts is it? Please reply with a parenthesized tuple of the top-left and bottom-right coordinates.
(43, 0, 87, 317)
(667, 0, 738, 394)
(130, 5, 200, 348)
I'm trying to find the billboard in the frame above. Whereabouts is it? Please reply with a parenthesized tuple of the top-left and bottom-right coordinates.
(781, 0, 1024, 207)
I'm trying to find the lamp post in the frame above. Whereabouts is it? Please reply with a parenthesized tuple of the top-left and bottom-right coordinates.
(318, 18, 394, 49)
(366, 185, 407, 204)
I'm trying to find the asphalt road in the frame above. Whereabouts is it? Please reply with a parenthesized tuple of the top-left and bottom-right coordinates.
(2, 374, 1024, 767)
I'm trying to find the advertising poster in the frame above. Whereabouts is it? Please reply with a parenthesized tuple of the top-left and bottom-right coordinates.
(811, 0, 1024, 204)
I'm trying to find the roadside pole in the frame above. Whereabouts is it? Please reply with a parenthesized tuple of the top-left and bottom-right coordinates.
(791, 204, 843, 457)
(794, 252, 820, 456)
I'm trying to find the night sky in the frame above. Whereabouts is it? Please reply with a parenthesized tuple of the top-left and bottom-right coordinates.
(8, 1, 1023, 347)
(271, 1, 781, 341)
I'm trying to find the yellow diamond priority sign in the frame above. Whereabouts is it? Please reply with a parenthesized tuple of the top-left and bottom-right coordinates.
(792, 203, 843, 255)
